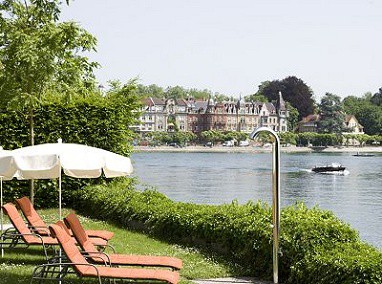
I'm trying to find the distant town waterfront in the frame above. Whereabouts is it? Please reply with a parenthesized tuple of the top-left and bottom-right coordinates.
(131, 150, 382, 248)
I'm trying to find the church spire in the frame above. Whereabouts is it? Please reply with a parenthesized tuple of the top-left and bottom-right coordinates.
(277, 91, 286, 112)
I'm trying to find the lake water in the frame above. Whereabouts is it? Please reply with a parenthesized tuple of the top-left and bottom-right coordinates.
(131, 151, 382, 248)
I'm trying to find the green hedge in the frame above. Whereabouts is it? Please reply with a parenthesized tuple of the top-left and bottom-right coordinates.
(73, 180, 382, 283)
(0, 101, 135, 208)
(291, 243, 382, 283)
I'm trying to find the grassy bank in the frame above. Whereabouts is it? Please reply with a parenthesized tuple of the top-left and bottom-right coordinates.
(0, 208, 239, 284)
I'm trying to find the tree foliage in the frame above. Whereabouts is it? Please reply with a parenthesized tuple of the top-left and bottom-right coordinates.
(371, 88, 382, 106)
(343, 92, 382, 135)
(244, 93, 268, 103)
(256, 76, 315, 119)
(135, 84, 230, 102)
(0, 0, 100, 200)
(279, 132, 297, 145)
(286, 102, 299, 132)
(318, 93, 345, 135)
(296, 132, 342, 146)
(0, 0, 99, 105)
(145, 131, 197, 146)
(0, 0, 99, 148)
(105, 79, 142, 126)
(200, 130, 224, 143)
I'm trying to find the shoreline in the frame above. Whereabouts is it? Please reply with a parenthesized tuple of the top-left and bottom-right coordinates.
(133, 145, 382, 154)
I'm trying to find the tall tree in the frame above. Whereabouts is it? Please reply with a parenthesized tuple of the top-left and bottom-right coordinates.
(286, 102, 299, 132)
(256, 76, 315, 119)
(0, 0, 98, 142)
(0, 0, 98, 202)
(371, 87, 382, 106)
(318, 93, 345, 134)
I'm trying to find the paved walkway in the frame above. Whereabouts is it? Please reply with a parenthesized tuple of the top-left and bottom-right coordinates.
(193, 277, 273, 284)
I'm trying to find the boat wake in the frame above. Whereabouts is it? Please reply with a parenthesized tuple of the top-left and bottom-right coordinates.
(300, 169, 350, 176)
(308, 170, 350, 176)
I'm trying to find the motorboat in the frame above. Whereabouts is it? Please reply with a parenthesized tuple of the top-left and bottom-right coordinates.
(312, 163, 346, 173)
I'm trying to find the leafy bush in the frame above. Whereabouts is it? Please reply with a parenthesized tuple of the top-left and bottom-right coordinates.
(74, 180, 382, 283)
(290, 242, 382, 284)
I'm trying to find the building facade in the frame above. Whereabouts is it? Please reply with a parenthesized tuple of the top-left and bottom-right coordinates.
(297, 114, 320, 133)
(297, 114, 364, 134)
(137, 92, 288, 134)
(343, 115, 364, 134)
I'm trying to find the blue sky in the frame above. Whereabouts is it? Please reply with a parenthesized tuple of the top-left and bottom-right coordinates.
(62, 0, 381, 100)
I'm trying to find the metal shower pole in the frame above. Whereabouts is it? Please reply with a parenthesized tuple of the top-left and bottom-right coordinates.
(250, 127, 281, 284)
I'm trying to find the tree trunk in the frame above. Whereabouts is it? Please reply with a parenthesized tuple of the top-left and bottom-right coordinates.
(29, 108, 34, 205)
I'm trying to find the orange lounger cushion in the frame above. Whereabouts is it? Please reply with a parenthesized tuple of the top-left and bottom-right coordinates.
(64, 212, 182, 270)
(82, 266, 179, 283)
(2, 203, 58, 246)
(48, 224, 180, 284)
(84, 229, 114, 240)
(16, 196, 114, 241)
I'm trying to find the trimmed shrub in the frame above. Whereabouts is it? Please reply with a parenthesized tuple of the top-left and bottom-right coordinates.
(73, 180, 382, 283)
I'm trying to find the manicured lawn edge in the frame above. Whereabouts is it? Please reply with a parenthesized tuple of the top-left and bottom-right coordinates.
(73, 179, 382, 284)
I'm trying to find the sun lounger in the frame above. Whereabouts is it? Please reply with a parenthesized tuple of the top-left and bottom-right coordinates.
(0, 203, 58, 259)
(64, 212, 182, 270)
(31, 224, 180, 284)
(16, 196, 114, 241)
(55, 219, 114, 253)
(0, 203, 108, 259)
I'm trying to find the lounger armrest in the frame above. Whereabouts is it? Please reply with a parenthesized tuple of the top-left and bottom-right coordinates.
(94, 243, 116, 253)
(1, 227, 18, 236)
(3, 231, 46, 244)
(0, 229, 19, 243)
(6, 231, 42, 238)
(81, 251, 111, 266)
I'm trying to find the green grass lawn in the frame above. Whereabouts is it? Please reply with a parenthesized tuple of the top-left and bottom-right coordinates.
(0, 208, 240, 283)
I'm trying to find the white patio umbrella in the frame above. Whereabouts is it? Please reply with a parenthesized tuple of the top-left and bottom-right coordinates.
(0, 140, 133, 227)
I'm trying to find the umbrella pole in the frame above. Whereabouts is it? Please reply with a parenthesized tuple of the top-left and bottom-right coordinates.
(1, 177, 3, 257)
(59, 171, 62, 221)
(58, 170, 62, 284)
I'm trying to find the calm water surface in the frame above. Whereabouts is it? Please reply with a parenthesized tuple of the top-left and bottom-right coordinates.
(131, 152, 382, 248)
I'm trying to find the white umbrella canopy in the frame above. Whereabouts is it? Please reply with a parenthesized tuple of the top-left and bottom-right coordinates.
(5, 142, 133, 179)
(0, 141, 133, 221)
